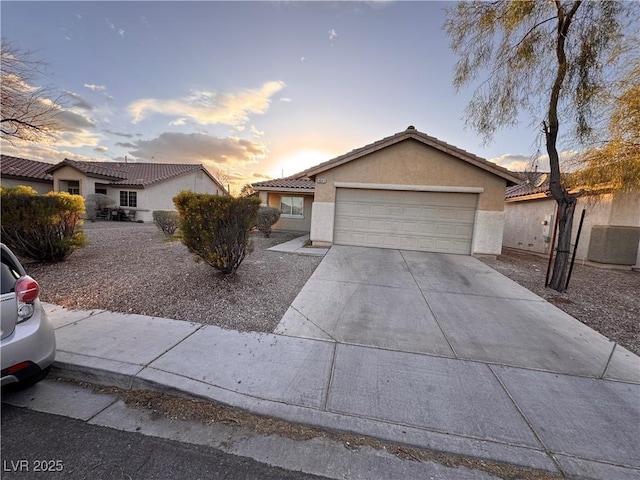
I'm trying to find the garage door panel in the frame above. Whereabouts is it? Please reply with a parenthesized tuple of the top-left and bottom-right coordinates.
(334, 189, 477, 254)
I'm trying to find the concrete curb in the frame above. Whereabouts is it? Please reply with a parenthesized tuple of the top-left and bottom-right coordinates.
(51, 355, 560, 474)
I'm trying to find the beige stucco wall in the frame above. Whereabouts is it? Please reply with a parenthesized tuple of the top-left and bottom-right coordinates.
(503, 192, 640, 262)
(264, 192, 313, 232)
(52, 165, 88, 195)
(313, 139, 507, 212)
(0, 178, 53, 195)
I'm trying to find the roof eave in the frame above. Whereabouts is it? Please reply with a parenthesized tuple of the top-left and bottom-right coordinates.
(253, 186, 315, 194)
(299, 131, 521, 185)
(1, 174, 53, 183)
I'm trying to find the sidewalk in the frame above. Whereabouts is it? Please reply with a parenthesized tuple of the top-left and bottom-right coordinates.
(41, 302, 639, 480)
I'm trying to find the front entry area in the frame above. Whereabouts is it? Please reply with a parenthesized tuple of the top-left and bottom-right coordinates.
(333, 188, 477, 254)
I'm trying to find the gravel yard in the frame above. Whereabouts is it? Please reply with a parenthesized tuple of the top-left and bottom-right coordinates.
(26, 222, 322, 333)
(24, 223, 638, 355)
(480, 249, 639, 356)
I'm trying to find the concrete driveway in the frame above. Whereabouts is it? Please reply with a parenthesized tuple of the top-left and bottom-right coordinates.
(276, 245, 638, 381)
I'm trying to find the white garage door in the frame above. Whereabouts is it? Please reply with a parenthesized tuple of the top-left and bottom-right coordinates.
(334, 188, 477, 254)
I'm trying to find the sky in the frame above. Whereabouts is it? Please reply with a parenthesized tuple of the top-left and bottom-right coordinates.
(1, 1, 548, 193)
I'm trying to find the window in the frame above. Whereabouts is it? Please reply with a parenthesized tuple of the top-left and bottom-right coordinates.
(95, 188, 107, 195)
(280, 196, 303, 217)
(67, 181, 80, 195)
(119, 191, 137, 207)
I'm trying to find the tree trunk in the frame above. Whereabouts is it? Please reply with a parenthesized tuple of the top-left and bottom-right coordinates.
(544, 0, 583, 293)
(548, 196, 577, 292)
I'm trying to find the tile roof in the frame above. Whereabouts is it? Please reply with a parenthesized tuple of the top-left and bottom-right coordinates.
(505, 172, 551, 199)
(295, 126, 522, 185)
(1, 155, 54, 182)
(46, 159, 220, 189)
(252, 178, 315, 190)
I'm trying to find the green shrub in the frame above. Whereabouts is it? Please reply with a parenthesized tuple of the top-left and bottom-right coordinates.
(85, 193, 115, 221)
(173, 192, 260, 275)
(1, 186, 87, 262)
(153, 210, 180, 237)
(256, 206, 280, 237)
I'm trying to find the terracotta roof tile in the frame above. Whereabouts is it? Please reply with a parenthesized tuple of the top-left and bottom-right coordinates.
(293, 126, 521, 185)
(505, 172, 551, 199)
(252, 178, 315, 189)
(46, 159, 212, 188)
(1, 155, 54, 182)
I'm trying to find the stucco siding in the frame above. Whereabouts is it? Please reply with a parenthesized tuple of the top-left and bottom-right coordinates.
(50, 167, 222, 223)
(503, 193, 640, 262)
(131, 172, 222, 222)
(313, 140, 507, 212)
(472, 211, 505, 255)
(52, 165, 87, 195)
(266, 192, 313, 232)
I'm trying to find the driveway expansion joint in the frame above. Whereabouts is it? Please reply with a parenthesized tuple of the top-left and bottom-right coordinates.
(599, 342, 618, 379)
(399, 249, 458, 359)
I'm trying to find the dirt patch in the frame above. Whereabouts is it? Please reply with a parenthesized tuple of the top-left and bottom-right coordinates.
(480, 249, 639, 355)
(25, 222, 322, 333)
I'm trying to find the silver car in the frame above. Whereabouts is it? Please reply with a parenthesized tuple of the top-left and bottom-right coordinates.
(1, 243, 56, 388)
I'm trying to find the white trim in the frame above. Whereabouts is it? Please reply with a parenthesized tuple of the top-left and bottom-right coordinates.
(333, 182, 484, 194)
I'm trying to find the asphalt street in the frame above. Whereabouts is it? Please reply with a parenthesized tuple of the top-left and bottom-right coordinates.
(1, 404, 328, 480)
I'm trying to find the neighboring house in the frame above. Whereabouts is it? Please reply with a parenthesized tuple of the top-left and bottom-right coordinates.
(253, 126, 520, 255)
(503, 172, 640, 267)
(44, 159, 227, 222)
(0, 155, 54, 194)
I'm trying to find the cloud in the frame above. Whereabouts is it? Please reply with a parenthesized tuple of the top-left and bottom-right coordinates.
(489, 151, 582, 173)
(168, 118, 187, 126)
(94, 146, 108, 152)
(106, 18, 115, 30)
(251, 125, 264, 137)
(128, 81, 285, 127)
(127, 132, 267, 168)
(280, 97, 292, 103)
(0, 136, 97, 163)
(53, 108, 96, 132)
(115, 142, 137, 148)
(300, 56, 305, 62)
(65, 91, 94, 110)
(105, 129, 136, 138)
(329, 29, 337, 42)
(118, 29, 125, 37)
(85, 84, 106, 92)
(490, 154, 534, 172)
(252, 172, 271, 179)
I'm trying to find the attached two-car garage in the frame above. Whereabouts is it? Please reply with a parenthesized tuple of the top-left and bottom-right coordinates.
(254, 127, 521, 256)
(333, 188, 478, 254)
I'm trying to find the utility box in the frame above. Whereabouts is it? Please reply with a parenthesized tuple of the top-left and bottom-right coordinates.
(587, 225, 640, 265)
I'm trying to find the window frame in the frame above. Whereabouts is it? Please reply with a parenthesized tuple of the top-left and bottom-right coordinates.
(67, 180, 80, 195)
(119, 190, 138, 208)
(279, 196, 304, 218)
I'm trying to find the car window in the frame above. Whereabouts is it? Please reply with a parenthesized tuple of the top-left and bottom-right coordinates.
(1, 251, 21, 295)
